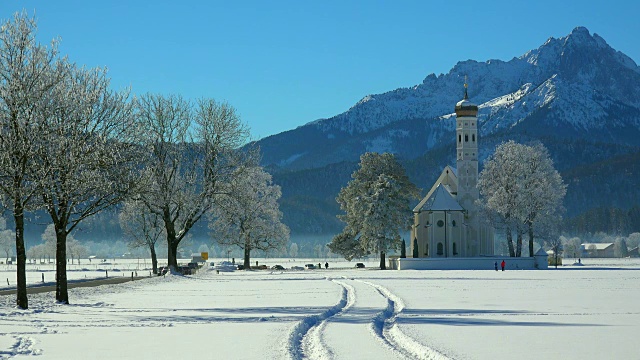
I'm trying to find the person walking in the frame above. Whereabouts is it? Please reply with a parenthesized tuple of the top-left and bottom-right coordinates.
(501, 260, 506, 271)
(325, 262, 329, 269)
(494, 261, 498, 271)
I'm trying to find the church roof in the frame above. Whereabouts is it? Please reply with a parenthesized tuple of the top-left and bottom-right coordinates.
(414, 184, 464, 212)
(454, 83, 478, 116)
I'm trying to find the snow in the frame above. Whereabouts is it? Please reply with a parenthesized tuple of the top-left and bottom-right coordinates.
(1, 258, 639, 359)
(278, 152, 307, 166)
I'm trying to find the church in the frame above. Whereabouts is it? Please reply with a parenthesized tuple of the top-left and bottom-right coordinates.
(410, 82, 494, 258)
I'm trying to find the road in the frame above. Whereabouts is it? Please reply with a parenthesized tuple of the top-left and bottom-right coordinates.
(0, 276, 149, 296)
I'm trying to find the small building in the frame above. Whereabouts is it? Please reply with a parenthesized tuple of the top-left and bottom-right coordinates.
(580, 243, 614, 258)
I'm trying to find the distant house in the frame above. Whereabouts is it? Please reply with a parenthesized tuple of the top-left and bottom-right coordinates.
(580, 243, 614, 258)
(628, 247, 640, 258)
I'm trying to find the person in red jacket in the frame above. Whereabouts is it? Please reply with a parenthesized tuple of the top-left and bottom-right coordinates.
(501, 260, 506, 271)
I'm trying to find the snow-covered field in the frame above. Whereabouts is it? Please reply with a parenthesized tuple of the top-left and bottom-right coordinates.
(1, 258, 639, 359)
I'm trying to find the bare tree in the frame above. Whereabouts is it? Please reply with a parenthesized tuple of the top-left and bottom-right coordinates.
(547, 236, 562, 269)
(210, 165, 289, 269)
(119, 199, 165, 274)
(136, 94, 251, 270)
(36, 60, 137, 304)
(0, 12, 63, 309)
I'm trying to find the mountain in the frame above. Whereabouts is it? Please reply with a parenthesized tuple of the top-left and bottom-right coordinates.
(251, 27, 640, 235)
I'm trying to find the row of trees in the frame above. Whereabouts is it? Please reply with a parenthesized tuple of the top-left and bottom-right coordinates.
(1, 12, 288, 309)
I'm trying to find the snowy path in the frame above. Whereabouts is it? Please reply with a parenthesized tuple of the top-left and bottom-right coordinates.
(291, 276, 449, 360)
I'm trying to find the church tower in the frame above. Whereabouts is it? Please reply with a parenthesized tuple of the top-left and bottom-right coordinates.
(454, 78, 479, 211)
(411, 77, 493, 259)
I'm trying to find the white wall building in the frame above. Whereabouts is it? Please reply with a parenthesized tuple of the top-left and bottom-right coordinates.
(410, 82, 494, 259)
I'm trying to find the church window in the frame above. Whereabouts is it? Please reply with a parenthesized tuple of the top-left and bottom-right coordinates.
(453, 242, 458, 255)
(437, 243, 444, 255)
(437, 220, 444, 227)
(472, 122, 474, 126)
(452, 220, 457, 227)
(465, 134, 468, 142)
(472, 134, 475, 142)
(458, 135, 461, 143)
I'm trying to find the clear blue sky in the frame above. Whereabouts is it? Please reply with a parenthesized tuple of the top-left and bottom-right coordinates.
(2, 1, 638, 140)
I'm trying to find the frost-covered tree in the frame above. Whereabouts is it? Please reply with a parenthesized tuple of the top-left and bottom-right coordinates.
(0, 12, 64, 309)
(289, 242, 299, 259)
(66, 237, 88, 265)
(36, 60, 137, 304)
(328, 153, 420, 269)
(516, 143, 566, 257)
(136, 94, 251, 270)
(0, 226, 14, 263)
(119, 199, 165, 274)
(210, 165, 289, 269)
(478, 141, 566, 257)
(627, 233, 640, 251)
(614, 238, 628, 258)
(562, 236, 582, 260)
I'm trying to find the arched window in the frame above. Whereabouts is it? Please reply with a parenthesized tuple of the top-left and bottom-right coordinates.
(437, 243, 444, 255)
(472, 134, 476, 142)
(465, 134, 468, 142)
(452, 220, 457, 227)
(453, 242, 458, 256)
(458, 134, 461, 143)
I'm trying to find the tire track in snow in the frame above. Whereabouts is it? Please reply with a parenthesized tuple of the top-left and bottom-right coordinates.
(302, 279, 355, 360)
(359, 280, 451, 360)
(287, 278, 352, 360)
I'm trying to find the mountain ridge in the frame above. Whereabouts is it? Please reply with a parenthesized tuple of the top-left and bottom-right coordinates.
(252, 26, 640, 235)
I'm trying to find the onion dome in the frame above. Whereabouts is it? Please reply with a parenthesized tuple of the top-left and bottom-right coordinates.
(455, 79, 478, 117)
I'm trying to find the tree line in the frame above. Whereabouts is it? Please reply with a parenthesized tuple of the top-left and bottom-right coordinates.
(1, 12, 288, 309)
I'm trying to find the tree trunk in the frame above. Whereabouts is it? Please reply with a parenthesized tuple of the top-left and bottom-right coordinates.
(55, 225, 69, 304)
(506, 227, 515, 257)
(516, 231, 523, 257)
(243, 245, 251, 270)
(168, 240, 178, 271)
(163, 207, 178, 270)
(528, 222, 535, 257)
(379, 251, 386, 270)
(14, 209, 28, 309)
(149, 243, 158, 274)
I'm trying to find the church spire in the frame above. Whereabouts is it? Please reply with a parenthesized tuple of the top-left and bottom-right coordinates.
(464, 75, 469, 100)
(455, 76, 478, 116)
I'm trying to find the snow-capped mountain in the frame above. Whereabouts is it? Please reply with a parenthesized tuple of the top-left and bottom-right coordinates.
(254, 26, 640, 171)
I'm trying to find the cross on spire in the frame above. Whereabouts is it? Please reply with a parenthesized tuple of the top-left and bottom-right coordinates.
(464, 75, 469, 100)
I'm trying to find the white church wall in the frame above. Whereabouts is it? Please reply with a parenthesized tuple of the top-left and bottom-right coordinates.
(389, 255, 548, 270)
